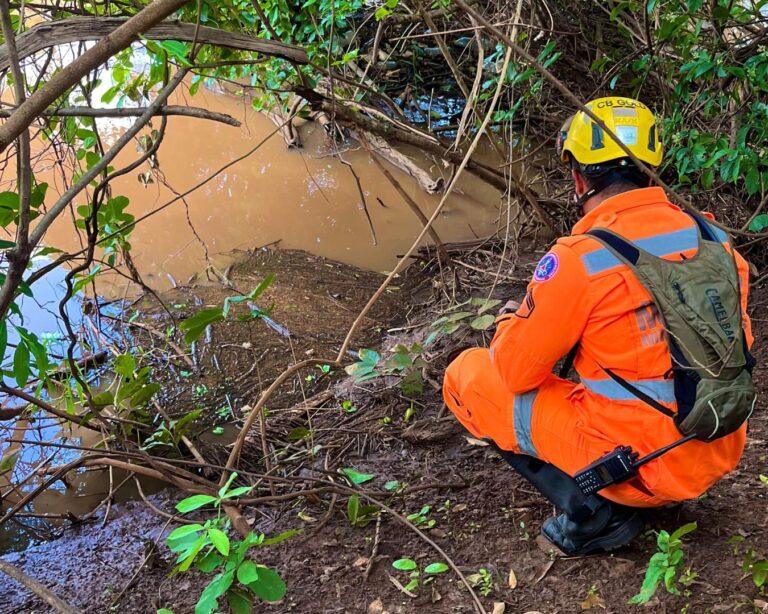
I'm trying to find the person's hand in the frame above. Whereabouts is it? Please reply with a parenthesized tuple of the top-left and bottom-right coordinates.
(498, 300, 521, 315)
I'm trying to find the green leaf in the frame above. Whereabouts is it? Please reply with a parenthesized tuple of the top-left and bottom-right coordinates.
(344, 361, 378, 381)
(195, 551, 223, 573)
(347, 494, 360, 524)
(222, 274, 274, 318)
(384, 480, 401, 491)
(176, 494, 218, 513)
(358, 348, 380, 365)
(404, 578, 419, 592)
(0, 239, 15, 249)
(226, 587, 254, 614)
(237, 560, 260, 585)
(167, 523, 205, 542)
(179, 307, 224, 344)
(91, 391, 115, 409)
(669, 521, 697, 542)
(0, 320, 8, 366)
(247, 566, 286, 602)
(0, 449, 20, 473)
(341, 468, 375, 485)
(748, 214, 768, 232)
(629, 556, 666, 604)
(222, 486, 252, 499)
(157, 609, 175, 614)
(759, 474, 768, 485)
(179, 534, 207, 571)
(424, 562, 449, 574)
(13, 342, 30, 388)
(158, 40, 192, 65)
(207, 528, 230, 556)
(130, 382, 161, 407)
(392, 558, 417, 571)
(752, 560, 768, 587)
(114, 353, 136, 378)
(470, 314, 496, 330)
(195, 570, 234, 614)
(261, 529, 302, 546)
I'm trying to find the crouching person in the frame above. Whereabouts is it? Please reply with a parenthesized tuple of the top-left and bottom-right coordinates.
(443, 96, 756, 556)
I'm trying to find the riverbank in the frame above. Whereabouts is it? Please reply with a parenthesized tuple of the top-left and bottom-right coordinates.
(2, 242, 767, 613)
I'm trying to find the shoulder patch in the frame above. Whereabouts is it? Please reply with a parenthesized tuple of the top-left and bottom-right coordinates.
(533, 252, 559, 282)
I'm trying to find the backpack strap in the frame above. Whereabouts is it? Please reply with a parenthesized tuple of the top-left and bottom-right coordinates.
(685, 211, 719, 243)
(584, 228, 677, 420)
(601, 366, 676, 418)
(586, 228, 640, 264)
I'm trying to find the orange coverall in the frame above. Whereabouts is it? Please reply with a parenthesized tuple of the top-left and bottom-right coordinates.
(443, 187, 752, 507)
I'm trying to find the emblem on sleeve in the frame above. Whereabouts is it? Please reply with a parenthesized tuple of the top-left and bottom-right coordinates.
(533, 252, 559, 282)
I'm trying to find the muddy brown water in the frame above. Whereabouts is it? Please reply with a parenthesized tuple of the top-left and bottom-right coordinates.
(30, 84, 506, 295)
(1, 83, 510, 554)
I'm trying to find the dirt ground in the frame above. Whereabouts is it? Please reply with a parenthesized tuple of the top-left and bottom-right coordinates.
(2, 246, 767, 614)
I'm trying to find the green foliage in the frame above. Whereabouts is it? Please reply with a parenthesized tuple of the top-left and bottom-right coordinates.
(727, 535, 768, 590)
(142, 409, 203, 451)
(345, 342, 427, 399)
(429, 297, 502, 341)
(390, 557, 448, 594)
(406, 505, 435, 529)
(179, 275, 274, 343)
(340, 467, 375, 485)
(466, 568, 494, 597)
(166, 473, 298, 613)
(346, 494, 379, 528)
(599, 0, 768, 198)
(630, 522, 697, 605)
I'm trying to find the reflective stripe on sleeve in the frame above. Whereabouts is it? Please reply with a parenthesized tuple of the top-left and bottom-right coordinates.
(582, 377, 676, 404)
(513, 390, 539, 457)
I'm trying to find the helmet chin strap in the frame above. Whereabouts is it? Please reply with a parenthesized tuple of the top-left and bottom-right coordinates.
(575, 173, 616, 211)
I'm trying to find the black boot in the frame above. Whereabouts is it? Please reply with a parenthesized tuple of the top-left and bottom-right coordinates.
(496, 449, 642, 556)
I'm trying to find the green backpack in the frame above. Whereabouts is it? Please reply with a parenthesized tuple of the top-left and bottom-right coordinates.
(585, 213, 757, 441)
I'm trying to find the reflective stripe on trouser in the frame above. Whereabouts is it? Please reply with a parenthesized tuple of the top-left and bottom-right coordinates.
(442, 347, 747, 508)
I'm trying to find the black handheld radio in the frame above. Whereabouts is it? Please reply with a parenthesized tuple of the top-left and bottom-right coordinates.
(574, 433, 698, 496)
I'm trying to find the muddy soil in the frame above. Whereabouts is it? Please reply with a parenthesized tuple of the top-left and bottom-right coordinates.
(2, 248, 768, 614)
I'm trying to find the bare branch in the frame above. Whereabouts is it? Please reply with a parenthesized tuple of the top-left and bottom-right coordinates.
(0, 105, 242, 126)
(0, 559, 82, 614)
(0, 0, 191, 153)
(0, 16, 309, 73)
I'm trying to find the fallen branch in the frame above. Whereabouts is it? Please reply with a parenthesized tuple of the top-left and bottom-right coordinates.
(0, 17, 309, 73)
(0, 559, 82, 614)
(0, 105, 241, 126)
(359, 132, 449, 262)
(356, 130, 444, 194)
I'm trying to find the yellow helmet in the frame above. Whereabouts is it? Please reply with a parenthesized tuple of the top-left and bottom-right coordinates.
(557, 96, 663, 168)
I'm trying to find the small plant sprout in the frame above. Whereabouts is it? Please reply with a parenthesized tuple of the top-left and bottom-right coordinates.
(164, 473, 299, 614)
(428, 297, 502, 341)
(383, 480, 404, 492)
(407, 505, 436, 529)
(467, 568, 494, 597)
(403, 401, 415, 423)
(316, 364, 332, 376)
(341, 399, 358, 414)
(727, 534, 768, 590)
(630, 522, 697, 605)
(346, 494, 379, 528)
(391, 558, 448, 595)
